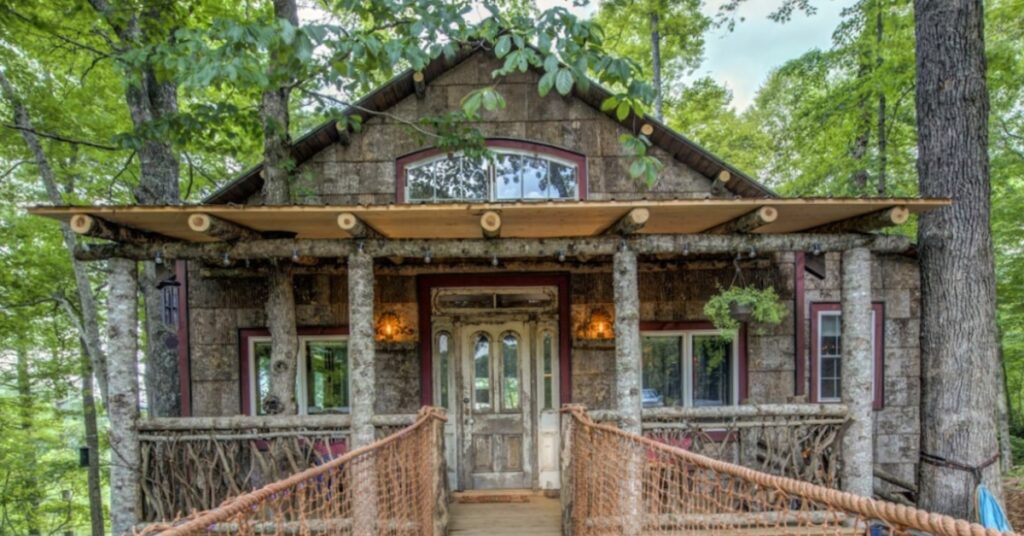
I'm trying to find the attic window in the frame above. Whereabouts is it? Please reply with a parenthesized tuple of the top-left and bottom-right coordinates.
(397, 140, 586, 203)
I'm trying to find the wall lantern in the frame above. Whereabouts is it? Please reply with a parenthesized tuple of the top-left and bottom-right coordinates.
(581, 307, 614, 340)
(375, 310, 412, 342)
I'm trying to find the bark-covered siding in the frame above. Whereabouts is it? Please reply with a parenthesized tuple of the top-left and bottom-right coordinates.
(243, 51, 717, 206)
(803, 251, 921, 491)
(187, 263, 420, 416)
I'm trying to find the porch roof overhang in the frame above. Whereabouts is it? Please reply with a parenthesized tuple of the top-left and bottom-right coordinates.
(30, 198, 948, 243)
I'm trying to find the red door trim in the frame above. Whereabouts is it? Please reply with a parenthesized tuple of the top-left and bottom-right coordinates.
(417, 273, 572, 406)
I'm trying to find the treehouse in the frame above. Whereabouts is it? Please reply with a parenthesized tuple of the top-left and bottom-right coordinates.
(32, 47, 950, 534)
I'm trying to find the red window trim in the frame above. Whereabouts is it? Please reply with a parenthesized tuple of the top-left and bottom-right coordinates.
(394, 138, 588, 203)
(238, 326, 349, 416)
(808, 303, 885, 410)
(417, 273, 571, 406)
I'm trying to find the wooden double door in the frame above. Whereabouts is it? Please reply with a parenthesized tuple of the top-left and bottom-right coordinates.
(435, 315, 561, 491)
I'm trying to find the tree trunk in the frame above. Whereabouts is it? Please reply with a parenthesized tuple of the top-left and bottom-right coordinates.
(79, 344, 105, 536)
(839, 247, 873, 497)
(875, 0, 887, 195)
(914, 0, 1002, 517)
(649, 12, 663, 121)
(613, 247, 642, 435)
(0, 69, 109, 404)
(107, 259, 141, 536)
(16, 346, 41, 536)
(265, 267, 298, 415)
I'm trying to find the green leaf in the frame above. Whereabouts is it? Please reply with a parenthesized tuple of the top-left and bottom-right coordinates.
(543, 54, 559, 73)
(495, 35, 511, 58)
(600, 96, 619, 113)
(538, 71, 555, 97)
(616, 100, 630, 122)
(555, 69, 574, 96)
(461, 91, 483, 119)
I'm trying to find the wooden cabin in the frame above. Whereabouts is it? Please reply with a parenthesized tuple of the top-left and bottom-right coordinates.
(32, 48, 946, 529)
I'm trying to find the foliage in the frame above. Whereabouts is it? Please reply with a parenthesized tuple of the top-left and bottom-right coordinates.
(703, 285, 786, 335)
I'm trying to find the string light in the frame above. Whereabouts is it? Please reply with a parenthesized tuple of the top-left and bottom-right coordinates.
(748, 246, 757, 259)
(557, 250, 566, 262)
(424, 250, 432, 264)
(291, 248, 299, 262)
(812, 242, 823, 256)
(154, 251, 163, 265)
(491, 255, 499, 266)
(682, 243, 690, 256)
(222, 252, 231, 266)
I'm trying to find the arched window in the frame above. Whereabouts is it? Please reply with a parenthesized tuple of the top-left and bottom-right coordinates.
(396, 140, 586, 203)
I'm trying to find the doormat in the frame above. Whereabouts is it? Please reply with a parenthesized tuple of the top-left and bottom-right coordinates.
(454, 494, 531, 504)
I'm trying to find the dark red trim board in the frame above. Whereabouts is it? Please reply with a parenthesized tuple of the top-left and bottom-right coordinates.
(238, 326, 349, 415)
(639, 321, 749, 404)
(794, 252, 806, 398)
(176, 261, 192, 417)
(417, 273, 572, 406)
(808, 302, 885, 410)
(395, 139, 588, 203)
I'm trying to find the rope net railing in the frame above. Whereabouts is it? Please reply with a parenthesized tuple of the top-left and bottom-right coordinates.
(565, 407, 1015, 536)
(137, 407, 447, 536)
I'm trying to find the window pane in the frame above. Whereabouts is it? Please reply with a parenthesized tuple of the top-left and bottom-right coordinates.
(693, 335, 732, 407)
(437, 332, 450, 409)
(502, 333, 520, 411)
(306, 341, 348, 414)
(254, 342, 272, 416)
(548, 161, 577, 198)
(543, 333, 553, 410)
(521, 155, 549, 199)
(821, 314, 841, 337)
(494, 153, 522, 199)
(642, 336, 682, 407)
(474, 334, 491, 410)
(406, 165, 434, 201)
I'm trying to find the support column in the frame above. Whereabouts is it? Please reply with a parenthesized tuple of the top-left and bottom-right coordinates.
(266, 267, 298, 415)
(840, 247, 874, 497)
(107, 259, 140, 536)
(348, 250, 376, 447)
(613, 246, 642, 434)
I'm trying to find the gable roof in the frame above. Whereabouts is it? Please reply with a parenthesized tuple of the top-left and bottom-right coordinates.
(205, 46, 776, 204)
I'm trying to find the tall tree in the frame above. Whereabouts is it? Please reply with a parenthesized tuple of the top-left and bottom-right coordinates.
(914, 0, 1003, 516)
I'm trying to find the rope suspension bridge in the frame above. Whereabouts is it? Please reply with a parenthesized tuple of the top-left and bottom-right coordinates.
(136, 406, 1015, 536)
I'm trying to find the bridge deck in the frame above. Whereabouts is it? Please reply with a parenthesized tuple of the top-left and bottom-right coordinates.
(449, 491, 560, 535)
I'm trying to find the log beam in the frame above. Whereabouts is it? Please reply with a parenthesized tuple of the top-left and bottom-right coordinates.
(413, 71, 426, 99)
(603, 208, 650, 236)
(702, 206, 778, 234)
(840, 247, 873, 497)
(332, 121, 351, 146)
(187, 213, 262, 241)
(806, 206, 910, 234)
(337, 212, 382, 239)
(710, 169, 732, 195)
(70, 214, 155, 244)
(480, 210, 502, 239)
(73, 233, 914, 262)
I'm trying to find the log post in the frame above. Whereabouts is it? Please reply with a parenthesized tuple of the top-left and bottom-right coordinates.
(266, 267, 298, 415)
(348, 250, 376, 447)
(560, 405, 583, 536)
(613, 246, 642, 434)
(348, 250, 377, 532)
(106, 259, 140, 536)
(431, 408, 449, 536)
(840, 247, 873, 497)
(480, 210, 502, 239)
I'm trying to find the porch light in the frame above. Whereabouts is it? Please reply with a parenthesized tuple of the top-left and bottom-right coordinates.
(582, 307, 613, 340)
(375, 310, 410, 342)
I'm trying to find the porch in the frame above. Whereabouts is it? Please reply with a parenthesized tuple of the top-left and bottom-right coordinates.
(133, 406, 991, 536)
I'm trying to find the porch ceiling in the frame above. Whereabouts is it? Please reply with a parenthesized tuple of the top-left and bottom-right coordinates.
(29, 198, 949, 243)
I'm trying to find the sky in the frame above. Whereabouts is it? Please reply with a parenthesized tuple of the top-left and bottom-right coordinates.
(534, 0, 855, 111)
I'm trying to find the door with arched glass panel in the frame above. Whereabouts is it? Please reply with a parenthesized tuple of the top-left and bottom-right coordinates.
(461, 322, 532, 489)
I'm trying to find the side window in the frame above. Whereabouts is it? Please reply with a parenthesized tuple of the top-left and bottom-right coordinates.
(811, 304, 884, 409)
(435, 331, 452, 410)
(246, 335, 350, 416)
(252, 340, 272, 416)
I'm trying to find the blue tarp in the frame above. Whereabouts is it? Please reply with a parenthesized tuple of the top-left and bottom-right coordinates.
(977, 484, 1013, 532)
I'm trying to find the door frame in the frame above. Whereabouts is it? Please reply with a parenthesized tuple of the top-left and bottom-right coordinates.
(417, 272, 571, 407)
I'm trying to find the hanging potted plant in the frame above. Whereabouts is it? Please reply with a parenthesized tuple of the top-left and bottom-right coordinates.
(703, 254, 786, 336)
(704, 285, 786, 334)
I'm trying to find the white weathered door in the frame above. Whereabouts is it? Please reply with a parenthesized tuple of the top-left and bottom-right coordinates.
(460, 321, 533, 489)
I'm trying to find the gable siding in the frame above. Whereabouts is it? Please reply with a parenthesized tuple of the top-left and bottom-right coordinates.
(245, 52, 717, 205)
